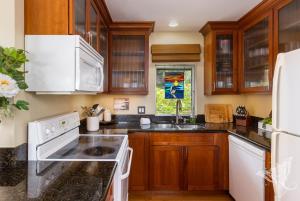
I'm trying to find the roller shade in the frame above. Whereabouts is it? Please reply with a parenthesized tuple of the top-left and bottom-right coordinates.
(151, 44, 201, 62)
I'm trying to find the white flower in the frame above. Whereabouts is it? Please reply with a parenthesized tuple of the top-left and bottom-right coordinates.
(0, 73, 20, 98)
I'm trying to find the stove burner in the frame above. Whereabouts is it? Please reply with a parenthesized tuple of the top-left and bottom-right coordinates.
(84, 146, 115, 156)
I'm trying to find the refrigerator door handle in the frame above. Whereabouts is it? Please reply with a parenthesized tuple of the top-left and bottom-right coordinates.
(271, 131, 280, 200)
(272, 55, 284, 131)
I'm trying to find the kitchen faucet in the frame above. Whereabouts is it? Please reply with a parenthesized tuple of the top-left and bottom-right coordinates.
(176, 99, 183, 124)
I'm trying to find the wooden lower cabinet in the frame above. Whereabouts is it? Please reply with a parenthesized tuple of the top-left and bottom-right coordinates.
(105, 182, 114, 201)
(150, 145, 184, 190)
(265, 151, 275, 201)
(128, 133, 149, 191)
(149, 133, 229, 191)
(186, 146, 219, 190)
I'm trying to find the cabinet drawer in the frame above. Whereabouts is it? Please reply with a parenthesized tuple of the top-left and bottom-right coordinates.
(150, 133, 215, 146)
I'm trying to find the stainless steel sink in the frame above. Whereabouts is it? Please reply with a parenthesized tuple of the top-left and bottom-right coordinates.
(176, 124, 205, 130)
(151, 123, 205, 130)
(153, 124, 177, 129)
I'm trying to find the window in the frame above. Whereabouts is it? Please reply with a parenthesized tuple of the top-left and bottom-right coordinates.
(156, 65, 195, 115)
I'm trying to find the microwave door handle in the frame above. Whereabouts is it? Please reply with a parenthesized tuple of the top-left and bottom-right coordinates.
(121, 147, 133, 180)
(97, 62, 104, 90)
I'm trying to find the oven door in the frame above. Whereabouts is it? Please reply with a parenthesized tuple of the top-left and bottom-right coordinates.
(75, 47, 104, 92)
(120, 147, 133, 201)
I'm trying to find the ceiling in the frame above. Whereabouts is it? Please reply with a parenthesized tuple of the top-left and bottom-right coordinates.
(105, 0, 262, 31)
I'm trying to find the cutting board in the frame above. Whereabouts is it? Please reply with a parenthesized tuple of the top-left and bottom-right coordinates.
(205, 104, 233, 123)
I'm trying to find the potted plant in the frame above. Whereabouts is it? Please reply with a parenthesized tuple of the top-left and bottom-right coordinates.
(258, 111, 272, 132)
(0, 47, 29, 120)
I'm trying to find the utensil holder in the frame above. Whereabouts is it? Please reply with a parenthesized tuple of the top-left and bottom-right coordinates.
(87, 116, 99, 131)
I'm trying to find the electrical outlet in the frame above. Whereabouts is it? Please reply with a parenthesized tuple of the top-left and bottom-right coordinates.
(137, 106, 146, 114)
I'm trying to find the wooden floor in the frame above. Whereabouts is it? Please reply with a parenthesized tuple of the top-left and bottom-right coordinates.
(129, 191, 234, 201)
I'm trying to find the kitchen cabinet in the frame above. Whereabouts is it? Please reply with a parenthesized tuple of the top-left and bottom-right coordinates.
(99, 18, 109, 92)
(239, 11, 274, 93)
(108, 30, 150, 94)
(149, 133, 228, 191)
(186, 146, 219, 190)
(25, 0, 108, 52)
(128, 133, 149, 191)
(265, 151, 275, 201)
(274, 0, 300, 55)
(105, 182, 114, 201)
(200, 22, 238, 95)
(88, 0, 100, 51)
(150, 145, 184, 190)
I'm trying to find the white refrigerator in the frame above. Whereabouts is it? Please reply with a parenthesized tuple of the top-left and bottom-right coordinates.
(272, 48, 300, 201)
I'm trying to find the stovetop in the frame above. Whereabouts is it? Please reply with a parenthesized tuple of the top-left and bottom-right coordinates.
(47, 135, 126, 161)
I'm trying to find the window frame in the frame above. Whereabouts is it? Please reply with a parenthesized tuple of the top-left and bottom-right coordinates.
(155, 64, 196, 116)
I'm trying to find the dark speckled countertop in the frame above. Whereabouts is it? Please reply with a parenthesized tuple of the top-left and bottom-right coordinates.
(0, 161, 116, 201)
(80, 122, 271, 150)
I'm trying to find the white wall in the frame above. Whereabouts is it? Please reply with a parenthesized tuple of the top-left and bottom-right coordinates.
(0, 0, 94, 147)
(92, 32, 246, 115)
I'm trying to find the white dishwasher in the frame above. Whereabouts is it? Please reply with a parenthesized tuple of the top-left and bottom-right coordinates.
(229, 135, 266, 201)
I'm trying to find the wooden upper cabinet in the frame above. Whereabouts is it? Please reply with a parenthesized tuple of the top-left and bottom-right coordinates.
(88, 0, 100, 51)
(99, 18, 109, 92)
(274, 0, 300, 56)
(25, 0, 108, 52)
(200, 22, 238, 95)
(239, 11, 274, 93)
(74, 0, 87, 38)
(108, 25, 153, 94)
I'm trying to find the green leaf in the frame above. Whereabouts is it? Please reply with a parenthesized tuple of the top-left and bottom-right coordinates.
(0, 97, 10, 109)
(17, 81, 28, 90)
(14, 100, 29, 110)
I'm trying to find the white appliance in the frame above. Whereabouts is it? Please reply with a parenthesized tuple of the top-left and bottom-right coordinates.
(229, 135, 266, 201)
(25, 35, 104, 94)
(272, 48, 300, 201)
(28, 112, 132, 201)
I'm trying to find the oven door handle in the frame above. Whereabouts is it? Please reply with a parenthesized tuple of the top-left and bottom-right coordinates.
(121, 147, 133, 180)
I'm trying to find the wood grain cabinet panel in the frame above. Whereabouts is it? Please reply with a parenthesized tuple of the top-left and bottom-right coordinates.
(148, 133, 229, 191)
(265, 151, 275, 201)
(150, 145, 184, 191)
(200, 22, 238, 95)
(25, 0, 108, 52)
(239, 11, 274, 93)
(129, 133, 149, 191)
(186, 146, 219, 191)
(104, 182, 114, 201)
(108, 30, 150, 94)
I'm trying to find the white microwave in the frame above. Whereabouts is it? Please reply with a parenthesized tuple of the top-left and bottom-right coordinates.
(25, 35, 104, 94)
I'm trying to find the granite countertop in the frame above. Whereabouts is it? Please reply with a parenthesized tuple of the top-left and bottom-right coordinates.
(0, 161, 116, 201)
(80, 122, 271, 150)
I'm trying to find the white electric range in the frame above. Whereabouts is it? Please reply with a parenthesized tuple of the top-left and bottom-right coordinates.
(28, 112, 132, 201)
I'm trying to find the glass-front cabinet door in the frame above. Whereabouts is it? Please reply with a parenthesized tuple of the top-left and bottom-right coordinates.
(99, 18, 108, 92)
(74, 0, 87, 39)
(274, 0, 300, 54)
(89, 1, 99, 51)
(240, 12, 273, 93)
(213, 31, 237, 94)
(109, 32, 149, 94)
